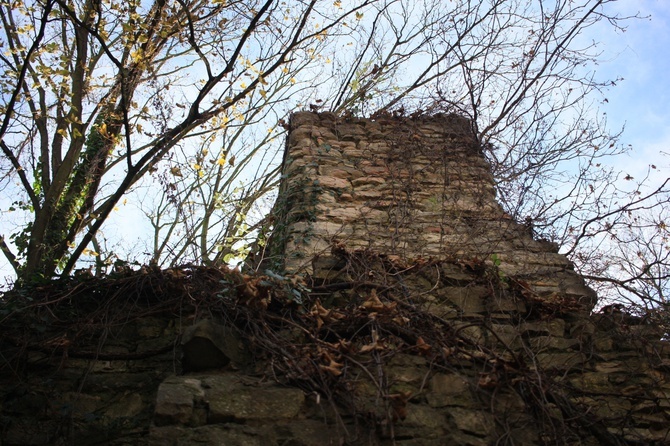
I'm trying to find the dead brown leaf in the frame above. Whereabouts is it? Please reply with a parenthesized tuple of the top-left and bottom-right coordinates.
(415, 336, 431, 355)
(320, 359, 344, 376)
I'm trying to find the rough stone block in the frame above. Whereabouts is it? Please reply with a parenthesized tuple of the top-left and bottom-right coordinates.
(271, 420, 345, 446)
(427, 373, 473, 408)
(105, 393, 144, 419)
(402, 403, 447, 431)
(203, 375, 304, 422)
(529, 336, 579, 351)
(438, 286, 489, 314)
(534, 352, 584, 370)
(489, 324, 521, 349)
(149, 425, 268, 446)
(315, 175, 350, 189)
(520, 319, 566, 337)
(448, 407, 495, 436)
(181, 319, 249, 372)
(154, 377, 204, 426)
(488, 295, 527, 314)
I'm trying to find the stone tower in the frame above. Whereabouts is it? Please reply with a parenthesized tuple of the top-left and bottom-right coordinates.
(270, 111, 595, 311)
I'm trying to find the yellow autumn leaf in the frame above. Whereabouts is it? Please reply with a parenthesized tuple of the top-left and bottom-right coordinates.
(216, 115, 230, 128)
(260, 90, 267, 99)
(82, 248, 99, 257)
(130, 49, 144, 63)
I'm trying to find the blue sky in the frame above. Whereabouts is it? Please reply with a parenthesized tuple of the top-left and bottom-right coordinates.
(597, 1, 670, 179)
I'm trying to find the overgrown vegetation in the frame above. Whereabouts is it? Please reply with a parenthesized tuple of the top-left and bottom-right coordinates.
(1, 243, 666, 443)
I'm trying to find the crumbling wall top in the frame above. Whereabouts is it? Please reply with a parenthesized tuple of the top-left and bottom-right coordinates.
(268, 112, 596, 312)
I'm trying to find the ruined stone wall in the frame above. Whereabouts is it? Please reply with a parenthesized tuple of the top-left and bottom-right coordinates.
(271, 112, 595, 311)
(2, 266, 669, 446)
(1, 112, 669, 446)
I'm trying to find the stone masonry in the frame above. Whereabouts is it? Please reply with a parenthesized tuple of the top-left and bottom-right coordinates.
(271, 112, 595, 311)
